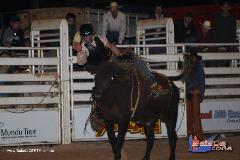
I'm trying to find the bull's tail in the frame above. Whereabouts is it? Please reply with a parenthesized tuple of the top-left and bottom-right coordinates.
(83, 117, 90, 135)
(168, 73, 183, 81)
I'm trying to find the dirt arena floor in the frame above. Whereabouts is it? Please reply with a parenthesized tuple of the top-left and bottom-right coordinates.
(0, 135, 239, 160)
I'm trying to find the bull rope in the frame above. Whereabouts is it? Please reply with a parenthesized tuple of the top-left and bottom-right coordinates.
(130, 69, 140, 119)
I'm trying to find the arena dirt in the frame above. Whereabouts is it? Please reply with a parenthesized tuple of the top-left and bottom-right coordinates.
(0, 135, 239, 160)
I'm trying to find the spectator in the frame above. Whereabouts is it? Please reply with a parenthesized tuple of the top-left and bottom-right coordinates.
(66, 12, 77, 45)
(147, 4, 167, 54)
(213, 1, 236, 52)
(148, 4, 165, 19)
(175, 13, 196, 43)
(186, 49, 205, 142)
(196, 20, 213, 52)
(102, 1, 126, 44)
(1, 15, 25, 47)
(1, 15, 25, 73)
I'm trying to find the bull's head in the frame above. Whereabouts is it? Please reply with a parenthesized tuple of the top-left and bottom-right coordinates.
(93, 61, 127, 100)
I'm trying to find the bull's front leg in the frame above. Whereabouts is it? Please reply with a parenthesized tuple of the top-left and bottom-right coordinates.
(104, 120, 117, 157)
(143, 122, 156, 160)
(114, 120, 129, 160)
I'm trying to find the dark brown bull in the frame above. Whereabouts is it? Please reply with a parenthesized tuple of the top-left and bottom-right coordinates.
(92, 59, 182, 160)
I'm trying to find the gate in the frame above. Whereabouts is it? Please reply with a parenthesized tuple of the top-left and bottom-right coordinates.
(0, 19, 70, 146)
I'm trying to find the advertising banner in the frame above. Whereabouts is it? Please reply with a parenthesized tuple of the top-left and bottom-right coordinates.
(201, 99, 240, 132)
(0, 109, 60, 145)
(72, 103, 186, 141)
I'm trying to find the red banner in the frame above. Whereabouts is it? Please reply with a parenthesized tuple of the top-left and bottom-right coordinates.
(95, 119, 161, 137)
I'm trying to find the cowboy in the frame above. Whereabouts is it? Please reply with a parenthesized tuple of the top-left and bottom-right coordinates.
(186, 49, 205, 142)
(102, 1, 126, 44)
(73, 23, 161, 95)
(72, 23, 121, 67)
(197, 20, 213, 43)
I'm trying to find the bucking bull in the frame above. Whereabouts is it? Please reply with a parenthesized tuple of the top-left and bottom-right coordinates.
(85, 53, 185, 160)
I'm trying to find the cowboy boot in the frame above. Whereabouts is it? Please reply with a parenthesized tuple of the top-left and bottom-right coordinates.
(150, 82, 169, 97)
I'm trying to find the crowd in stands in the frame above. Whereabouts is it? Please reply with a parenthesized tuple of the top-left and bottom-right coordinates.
(0, 1, 238, 50)
(174, 1, 237, 53)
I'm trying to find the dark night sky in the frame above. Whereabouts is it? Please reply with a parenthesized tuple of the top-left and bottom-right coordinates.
(0, 0, 240, 13)
(0, 0, 239, 12)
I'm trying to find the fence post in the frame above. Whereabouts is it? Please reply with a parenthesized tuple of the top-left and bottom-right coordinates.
(60, 19, 71, 144)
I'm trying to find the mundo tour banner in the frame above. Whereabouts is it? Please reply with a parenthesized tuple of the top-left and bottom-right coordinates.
(0, 110, 60, 145)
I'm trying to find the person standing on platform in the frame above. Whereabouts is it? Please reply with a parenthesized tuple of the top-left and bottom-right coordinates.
(102, 1, 126, 44)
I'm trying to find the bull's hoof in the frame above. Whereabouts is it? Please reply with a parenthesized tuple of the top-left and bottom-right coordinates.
(169, 156, 175, 160)
(143, 156, 150, 160)
(114, 154, 121, 160)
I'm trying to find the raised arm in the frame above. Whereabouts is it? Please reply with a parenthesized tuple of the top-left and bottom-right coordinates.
(100, 36, 121, 56)
(72, 32, 89, 65)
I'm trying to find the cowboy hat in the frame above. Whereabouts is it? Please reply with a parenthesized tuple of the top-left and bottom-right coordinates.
(106, 1, 123, 9)
(201, 20, 213, 30)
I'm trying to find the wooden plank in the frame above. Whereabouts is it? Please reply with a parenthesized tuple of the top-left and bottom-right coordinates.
(73, 91, 185, 102)
(0, 58, 59, 65)
(73, 93, 92, 101)
(72, 55, 184, 64)
(72, 52, 240, 62)
(205, 88, 240, 96)
(35, 33, 60, 38)
(206, 77, 240, 85)
(72, 71, 94, 79)
(138, 37, 167, 41)
(141, 54, 184, 62)
(0, 107, 59, 111)
(137, 19, 168, 28)
(204, 67, 240, 75)
(0, 85, 59, 93)
(200, 53, 240, 60)
(33, 39, 60, 43)
(139, 31, 166, 36)
(154, 69, 182, 77)
(180, 92, 184, 99)
(72, 70, 182, 81)
(72, 83, 94, 90)
(0, 97, 59, 105)
(31, 19, 62, 30)
(0, 74, 58, 82)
